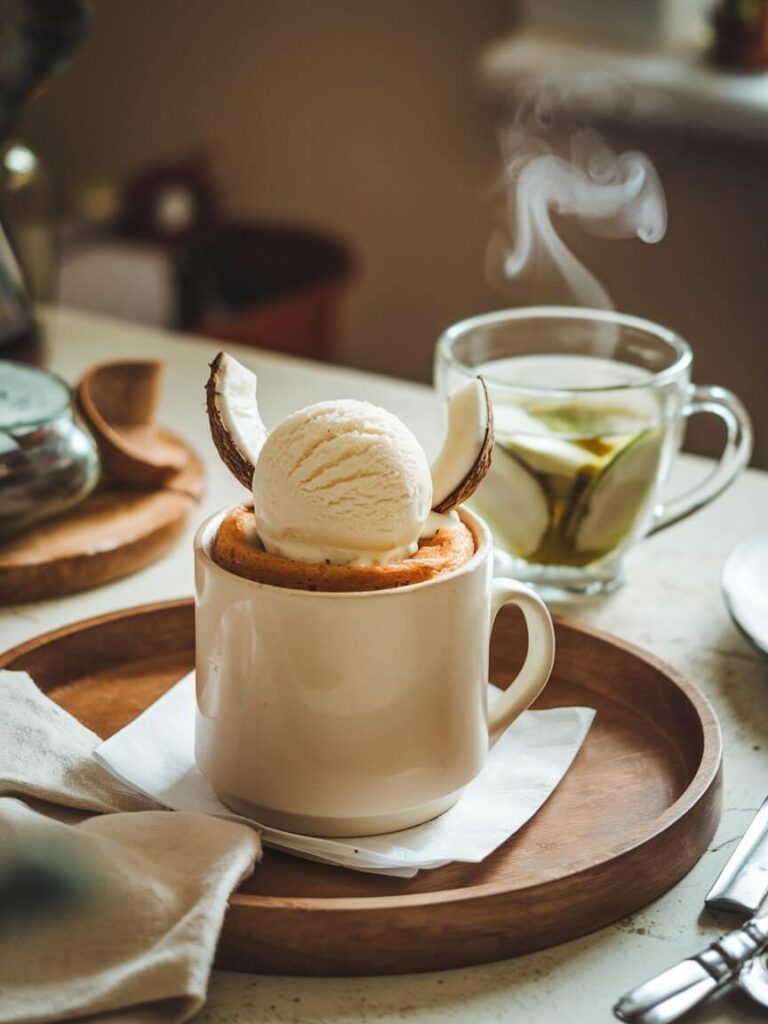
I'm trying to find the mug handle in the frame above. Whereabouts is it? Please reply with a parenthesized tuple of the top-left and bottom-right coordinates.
(487, 580, 555, 743)
(650, 384, 753, 535)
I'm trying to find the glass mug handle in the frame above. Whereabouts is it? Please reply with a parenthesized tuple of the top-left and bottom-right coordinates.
(487, 580, 555, 743)
(650, 384, 753, 535)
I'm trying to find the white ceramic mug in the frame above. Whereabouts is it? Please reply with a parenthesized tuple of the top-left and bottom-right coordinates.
(194, 506, 555, 837)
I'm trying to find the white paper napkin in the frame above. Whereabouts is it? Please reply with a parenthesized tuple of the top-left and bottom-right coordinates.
(95, 673, 594, 878)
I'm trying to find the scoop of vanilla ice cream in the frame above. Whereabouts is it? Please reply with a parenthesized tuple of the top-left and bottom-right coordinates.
(252, 399, 432, 565)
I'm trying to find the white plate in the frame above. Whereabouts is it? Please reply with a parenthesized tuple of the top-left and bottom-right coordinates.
(722, 531, 768, 657)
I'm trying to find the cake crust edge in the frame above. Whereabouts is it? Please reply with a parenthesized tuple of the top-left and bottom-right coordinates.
(210, 504, 476, 592)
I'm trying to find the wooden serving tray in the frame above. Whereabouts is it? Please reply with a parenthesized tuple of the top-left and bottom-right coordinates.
(0, 599, 722, 976)
(0, 436, 204, 604)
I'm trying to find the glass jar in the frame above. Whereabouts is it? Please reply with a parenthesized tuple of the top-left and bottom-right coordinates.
(0, 361, 99, 538)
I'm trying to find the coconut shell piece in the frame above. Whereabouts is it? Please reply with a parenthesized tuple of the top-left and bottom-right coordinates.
(76, 361, 189, 486)
(432, 377, 494, 514)
(205, 351, 264, 491)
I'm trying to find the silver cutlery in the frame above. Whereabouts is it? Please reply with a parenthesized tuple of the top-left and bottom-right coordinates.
(706, 795, 768, 915)
(613, 912, 768, 1023)
(615, 797, 768, 1022)
(740, 950, 768, 1008)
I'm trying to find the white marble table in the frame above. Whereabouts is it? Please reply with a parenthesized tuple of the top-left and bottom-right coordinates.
(4, 308, 767, 1024)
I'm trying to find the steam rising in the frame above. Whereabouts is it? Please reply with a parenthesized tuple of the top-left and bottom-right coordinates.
(488, 75, 667, 309)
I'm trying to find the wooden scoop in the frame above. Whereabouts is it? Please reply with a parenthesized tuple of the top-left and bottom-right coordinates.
(76, 361, 190, 486)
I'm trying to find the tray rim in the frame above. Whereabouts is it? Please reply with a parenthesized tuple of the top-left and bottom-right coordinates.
(0, 597, 722, 913)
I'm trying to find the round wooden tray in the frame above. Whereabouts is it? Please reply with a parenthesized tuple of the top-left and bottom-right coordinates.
(0, 435, 204, 604)
(0, 598, 722, 976)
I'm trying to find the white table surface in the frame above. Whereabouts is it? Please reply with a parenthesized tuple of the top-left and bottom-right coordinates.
(5, 307, 768, 1024)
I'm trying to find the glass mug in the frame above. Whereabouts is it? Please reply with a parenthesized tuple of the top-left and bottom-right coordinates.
(435, 307, 753, 597)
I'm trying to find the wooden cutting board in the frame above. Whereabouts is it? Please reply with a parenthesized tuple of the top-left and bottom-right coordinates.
(0, 435, 204, 604)
(0, 598, 722, 975)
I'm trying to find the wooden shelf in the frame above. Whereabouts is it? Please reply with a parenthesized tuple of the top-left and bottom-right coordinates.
(479, 30, 768, 145)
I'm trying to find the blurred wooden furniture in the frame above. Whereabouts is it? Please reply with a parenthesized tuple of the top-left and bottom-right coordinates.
(194, 222, 354, 361)
(59, 220, 354, 363)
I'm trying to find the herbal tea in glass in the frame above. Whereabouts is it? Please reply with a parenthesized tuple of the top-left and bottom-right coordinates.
(469, 355, 670, 571)
(434, 309, 752, 596)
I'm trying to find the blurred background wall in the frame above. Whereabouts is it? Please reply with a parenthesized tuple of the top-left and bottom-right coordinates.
(15, 0, 768, 464)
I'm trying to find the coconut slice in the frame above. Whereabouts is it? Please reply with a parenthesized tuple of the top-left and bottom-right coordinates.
(206, 352, 268, 489)
(431, 377, 494, 513)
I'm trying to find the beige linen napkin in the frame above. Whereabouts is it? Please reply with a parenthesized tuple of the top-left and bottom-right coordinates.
(0, 671, 261, 1024)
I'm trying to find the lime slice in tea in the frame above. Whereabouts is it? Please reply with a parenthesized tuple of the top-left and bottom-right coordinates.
(470, 446, 549, 557)
(564, 428, 665, 555)
(494, 401, 602, 477)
